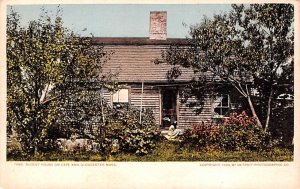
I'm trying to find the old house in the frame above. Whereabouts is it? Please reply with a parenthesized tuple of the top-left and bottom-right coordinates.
(93, 11, 232, 130)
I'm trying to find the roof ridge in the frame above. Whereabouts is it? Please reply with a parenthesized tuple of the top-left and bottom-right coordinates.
(91, 37, 189, 45)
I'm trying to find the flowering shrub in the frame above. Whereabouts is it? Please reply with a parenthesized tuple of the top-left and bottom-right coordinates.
(181, 112, 278, 151)
(223, 111, 255, 126)
(219, 112, 276, 151)
(181, 122, 221, 151)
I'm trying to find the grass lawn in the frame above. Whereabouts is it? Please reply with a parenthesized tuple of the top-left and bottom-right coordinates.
(111, 141, 293, 161)
(7, 141, 293, 161)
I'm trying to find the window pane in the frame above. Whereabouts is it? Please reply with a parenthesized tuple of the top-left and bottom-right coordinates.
(223, 108, 229, 116)
(113, 89, 129, 103)
(112, 91, 119, 102)
(222, 95, 229, 106)
(214, 107, 221, 115)
(213, 96, 223, 108)
(118, 89, 129, 102)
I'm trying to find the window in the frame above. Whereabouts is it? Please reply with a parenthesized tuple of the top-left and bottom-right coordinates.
(112, 89, 129, 109)
(213, 94, 230, 117)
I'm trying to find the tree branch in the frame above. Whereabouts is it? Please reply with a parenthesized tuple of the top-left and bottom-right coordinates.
(39, 82, 53, 104)
(245, 84, 250, 97)
(238, 82, 248, 97)
(40, 95, 60, 105)
(232, 83, 247, 97)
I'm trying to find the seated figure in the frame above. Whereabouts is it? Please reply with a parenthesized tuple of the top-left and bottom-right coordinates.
(165, 125, 183, 140)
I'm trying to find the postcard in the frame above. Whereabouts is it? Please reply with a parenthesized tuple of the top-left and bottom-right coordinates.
(0, 0, 299, 188)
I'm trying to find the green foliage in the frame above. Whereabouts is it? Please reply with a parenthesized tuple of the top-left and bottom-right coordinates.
(7, 7, 116, 155)
(7, 138, 24, 160)
(269, 105, 294, 147)
(52, 89, 113, 139)
(101, 108, 161, 155)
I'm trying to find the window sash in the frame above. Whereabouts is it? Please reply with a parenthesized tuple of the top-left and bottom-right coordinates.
(213, 94, 230, 116)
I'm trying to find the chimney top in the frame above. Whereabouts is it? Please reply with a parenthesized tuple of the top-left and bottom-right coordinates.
(149, 11, 167, 40)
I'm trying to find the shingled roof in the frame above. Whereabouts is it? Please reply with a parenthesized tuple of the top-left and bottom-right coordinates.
(93, 37, 195, 83)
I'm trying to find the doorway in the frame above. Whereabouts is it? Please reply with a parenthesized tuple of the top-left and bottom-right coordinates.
(161, 89, 177, 128)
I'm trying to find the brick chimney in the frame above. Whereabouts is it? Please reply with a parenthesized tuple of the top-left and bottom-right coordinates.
(149, 11, 167, 40)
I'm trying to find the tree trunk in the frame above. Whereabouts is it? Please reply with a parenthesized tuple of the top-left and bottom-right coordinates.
(264, 87, 273, 132)
(33, 138, 39, 156)
(34, 145, 38, 156)
(139, 81, 144, 124)
(100, 95, 105, 124)
(247, 95, 263, 128)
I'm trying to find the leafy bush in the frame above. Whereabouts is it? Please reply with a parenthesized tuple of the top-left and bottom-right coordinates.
(7, 137, 24, 160)
(101, 108, 162, 155)
(269, 106, 294, 148)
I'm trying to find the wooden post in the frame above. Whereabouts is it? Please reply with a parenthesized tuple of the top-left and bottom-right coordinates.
(140, 81, 144, 124)
(100, 88, 105, 124)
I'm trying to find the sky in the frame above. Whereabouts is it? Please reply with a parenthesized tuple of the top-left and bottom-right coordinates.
(8, 4, 233, 38)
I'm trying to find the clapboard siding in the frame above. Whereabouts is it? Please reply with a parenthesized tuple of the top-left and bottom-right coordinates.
(103, 92, 112, 104)
(178, 97, 212, 129)
(102, 85, 161, 125)
(130, 85, 160, 125)
(103, 85, 214, 129)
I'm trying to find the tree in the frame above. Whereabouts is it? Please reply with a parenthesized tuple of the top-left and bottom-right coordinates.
(155, 4, 294, 131)
(7, 7, 117, 155)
